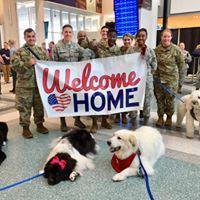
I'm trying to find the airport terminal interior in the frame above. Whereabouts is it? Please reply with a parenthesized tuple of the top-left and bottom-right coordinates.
(0, 0, 200, 200)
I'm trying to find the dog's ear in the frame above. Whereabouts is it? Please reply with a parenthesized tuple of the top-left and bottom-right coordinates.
(129, 134, 137, 147)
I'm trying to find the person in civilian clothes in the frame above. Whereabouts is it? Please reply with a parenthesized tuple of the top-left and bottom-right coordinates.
(8, 39, 17, 93)
(0, 42, 10, 83)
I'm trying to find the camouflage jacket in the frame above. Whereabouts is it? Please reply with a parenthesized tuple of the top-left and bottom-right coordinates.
(79, 42, 96, 59)
(134, 46, 157, 77)
(53, 40, 87, 62)
(154, 43, 184, 86)
(97, 44, 121, 58)
(120, 46, 135, 55)
(12, 44, 48, 88)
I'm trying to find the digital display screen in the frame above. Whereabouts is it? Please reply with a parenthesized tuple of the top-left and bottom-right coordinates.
(114, 0, 139, 38)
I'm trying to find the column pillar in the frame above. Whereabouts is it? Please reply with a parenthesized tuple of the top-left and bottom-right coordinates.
(0, 0, 19, 47)
(35, 0, 45, 45)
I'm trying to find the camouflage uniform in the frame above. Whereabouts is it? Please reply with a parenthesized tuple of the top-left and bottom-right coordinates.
(179, 50, 192, 87)
(97, 43, 121, 58)
(53, 40, 87, 62)
(53, 40, 88, 129)
(12, 44, 48, 127)
(154, 43, 184, 117)
(97, 43, 121, 126)
(129, 46, 157, 120)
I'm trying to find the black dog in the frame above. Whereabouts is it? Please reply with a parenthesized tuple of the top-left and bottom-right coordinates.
(43, 129, 97, 185)
(62, 129, 97, 156)
(44, 153, 77, 185)
(0, 122, 8, 165)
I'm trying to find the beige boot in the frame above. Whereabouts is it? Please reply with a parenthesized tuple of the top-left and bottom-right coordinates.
(74, 117, 86, 129)
(22, 127, 33, 139)
(60, 117, 68, 132)
(36, 123, 49, 134)
(156, 116, 164, 127)
(90, 118, 98, 133)
(165, 116, 172, 127)
(122, 113, 128, 124)
(101, 116, 112, 129)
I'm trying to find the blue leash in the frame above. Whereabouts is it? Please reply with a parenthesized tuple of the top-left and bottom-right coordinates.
(0, 172, 44, 192)
(138, 153, 155, 200)
(153, 78, 184, 103)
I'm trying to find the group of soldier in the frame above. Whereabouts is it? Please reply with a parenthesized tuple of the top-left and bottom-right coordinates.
(11, 24, 186, 139)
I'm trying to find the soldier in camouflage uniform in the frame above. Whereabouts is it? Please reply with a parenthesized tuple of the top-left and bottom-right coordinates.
(116, 33, 135, 125)
(154, 29, 184, 127)
(129, 29, 157, 129)
(95, 26, 109, 58)
(97, 28, 121, 129)
(53, 24, 87, 131)
(178, 42, 192, 93)
(77, 31, 100, 133)
(12, 28, 49, 138)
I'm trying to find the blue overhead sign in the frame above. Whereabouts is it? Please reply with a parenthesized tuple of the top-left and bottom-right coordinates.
(114, 0, 139, 38)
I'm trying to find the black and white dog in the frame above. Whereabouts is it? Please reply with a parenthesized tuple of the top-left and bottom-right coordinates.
(43, 129, 98, 185)
(0, 122, 8, 165)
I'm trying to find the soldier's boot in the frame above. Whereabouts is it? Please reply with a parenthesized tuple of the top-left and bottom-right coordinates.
(143, 117, 149, 125)
(90, 118, 98, 133)
(114, 114, 120, 123)
(101, 116, 112, 129)
(36, 123, 49, 134)
(60, 117, 68, 132)
(131, 118, 137, 130)
(22, 127, 33, 139)
(156, 116, 164, 127)
(74, 117, 86, 129)
(122, 113, 128, 124)
(165, 116, 172, 127)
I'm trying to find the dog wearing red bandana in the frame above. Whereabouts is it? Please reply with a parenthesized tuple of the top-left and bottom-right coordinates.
(43, 129, 98, 185)
(107, 126, 165, 181)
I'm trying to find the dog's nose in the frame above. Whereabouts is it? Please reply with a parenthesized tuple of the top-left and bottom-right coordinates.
(107, 141, 111, 146)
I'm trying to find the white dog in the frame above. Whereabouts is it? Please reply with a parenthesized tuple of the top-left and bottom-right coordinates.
(107, 126, 165, 182)
(176, 90, 200, 138)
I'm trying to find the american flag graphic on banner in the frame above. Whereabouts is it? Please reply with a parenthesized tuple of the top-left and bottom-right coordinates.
(48, 94, 71, 112)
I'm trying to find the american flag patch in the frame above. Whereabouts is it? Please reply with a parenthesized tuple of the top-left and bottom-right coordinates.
(48, 94, 71, 112)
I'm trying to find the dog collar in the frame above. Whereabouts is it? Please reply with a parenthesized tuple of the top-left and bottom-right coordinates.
(111, 152, 137, 173)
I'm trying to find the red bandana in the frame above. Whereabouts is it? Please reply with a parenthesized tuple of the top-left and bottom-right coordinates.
(111, 153, 137, 173)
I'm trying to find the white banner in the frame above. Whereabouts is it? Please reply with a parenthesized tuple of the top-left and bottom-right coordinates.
(35, 53, 147, 117)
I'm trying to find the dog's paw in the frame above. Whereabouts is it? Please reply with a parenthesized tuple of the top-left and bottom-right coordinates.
(112, 173, 126, 182)
(69, 171, 80, 182)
